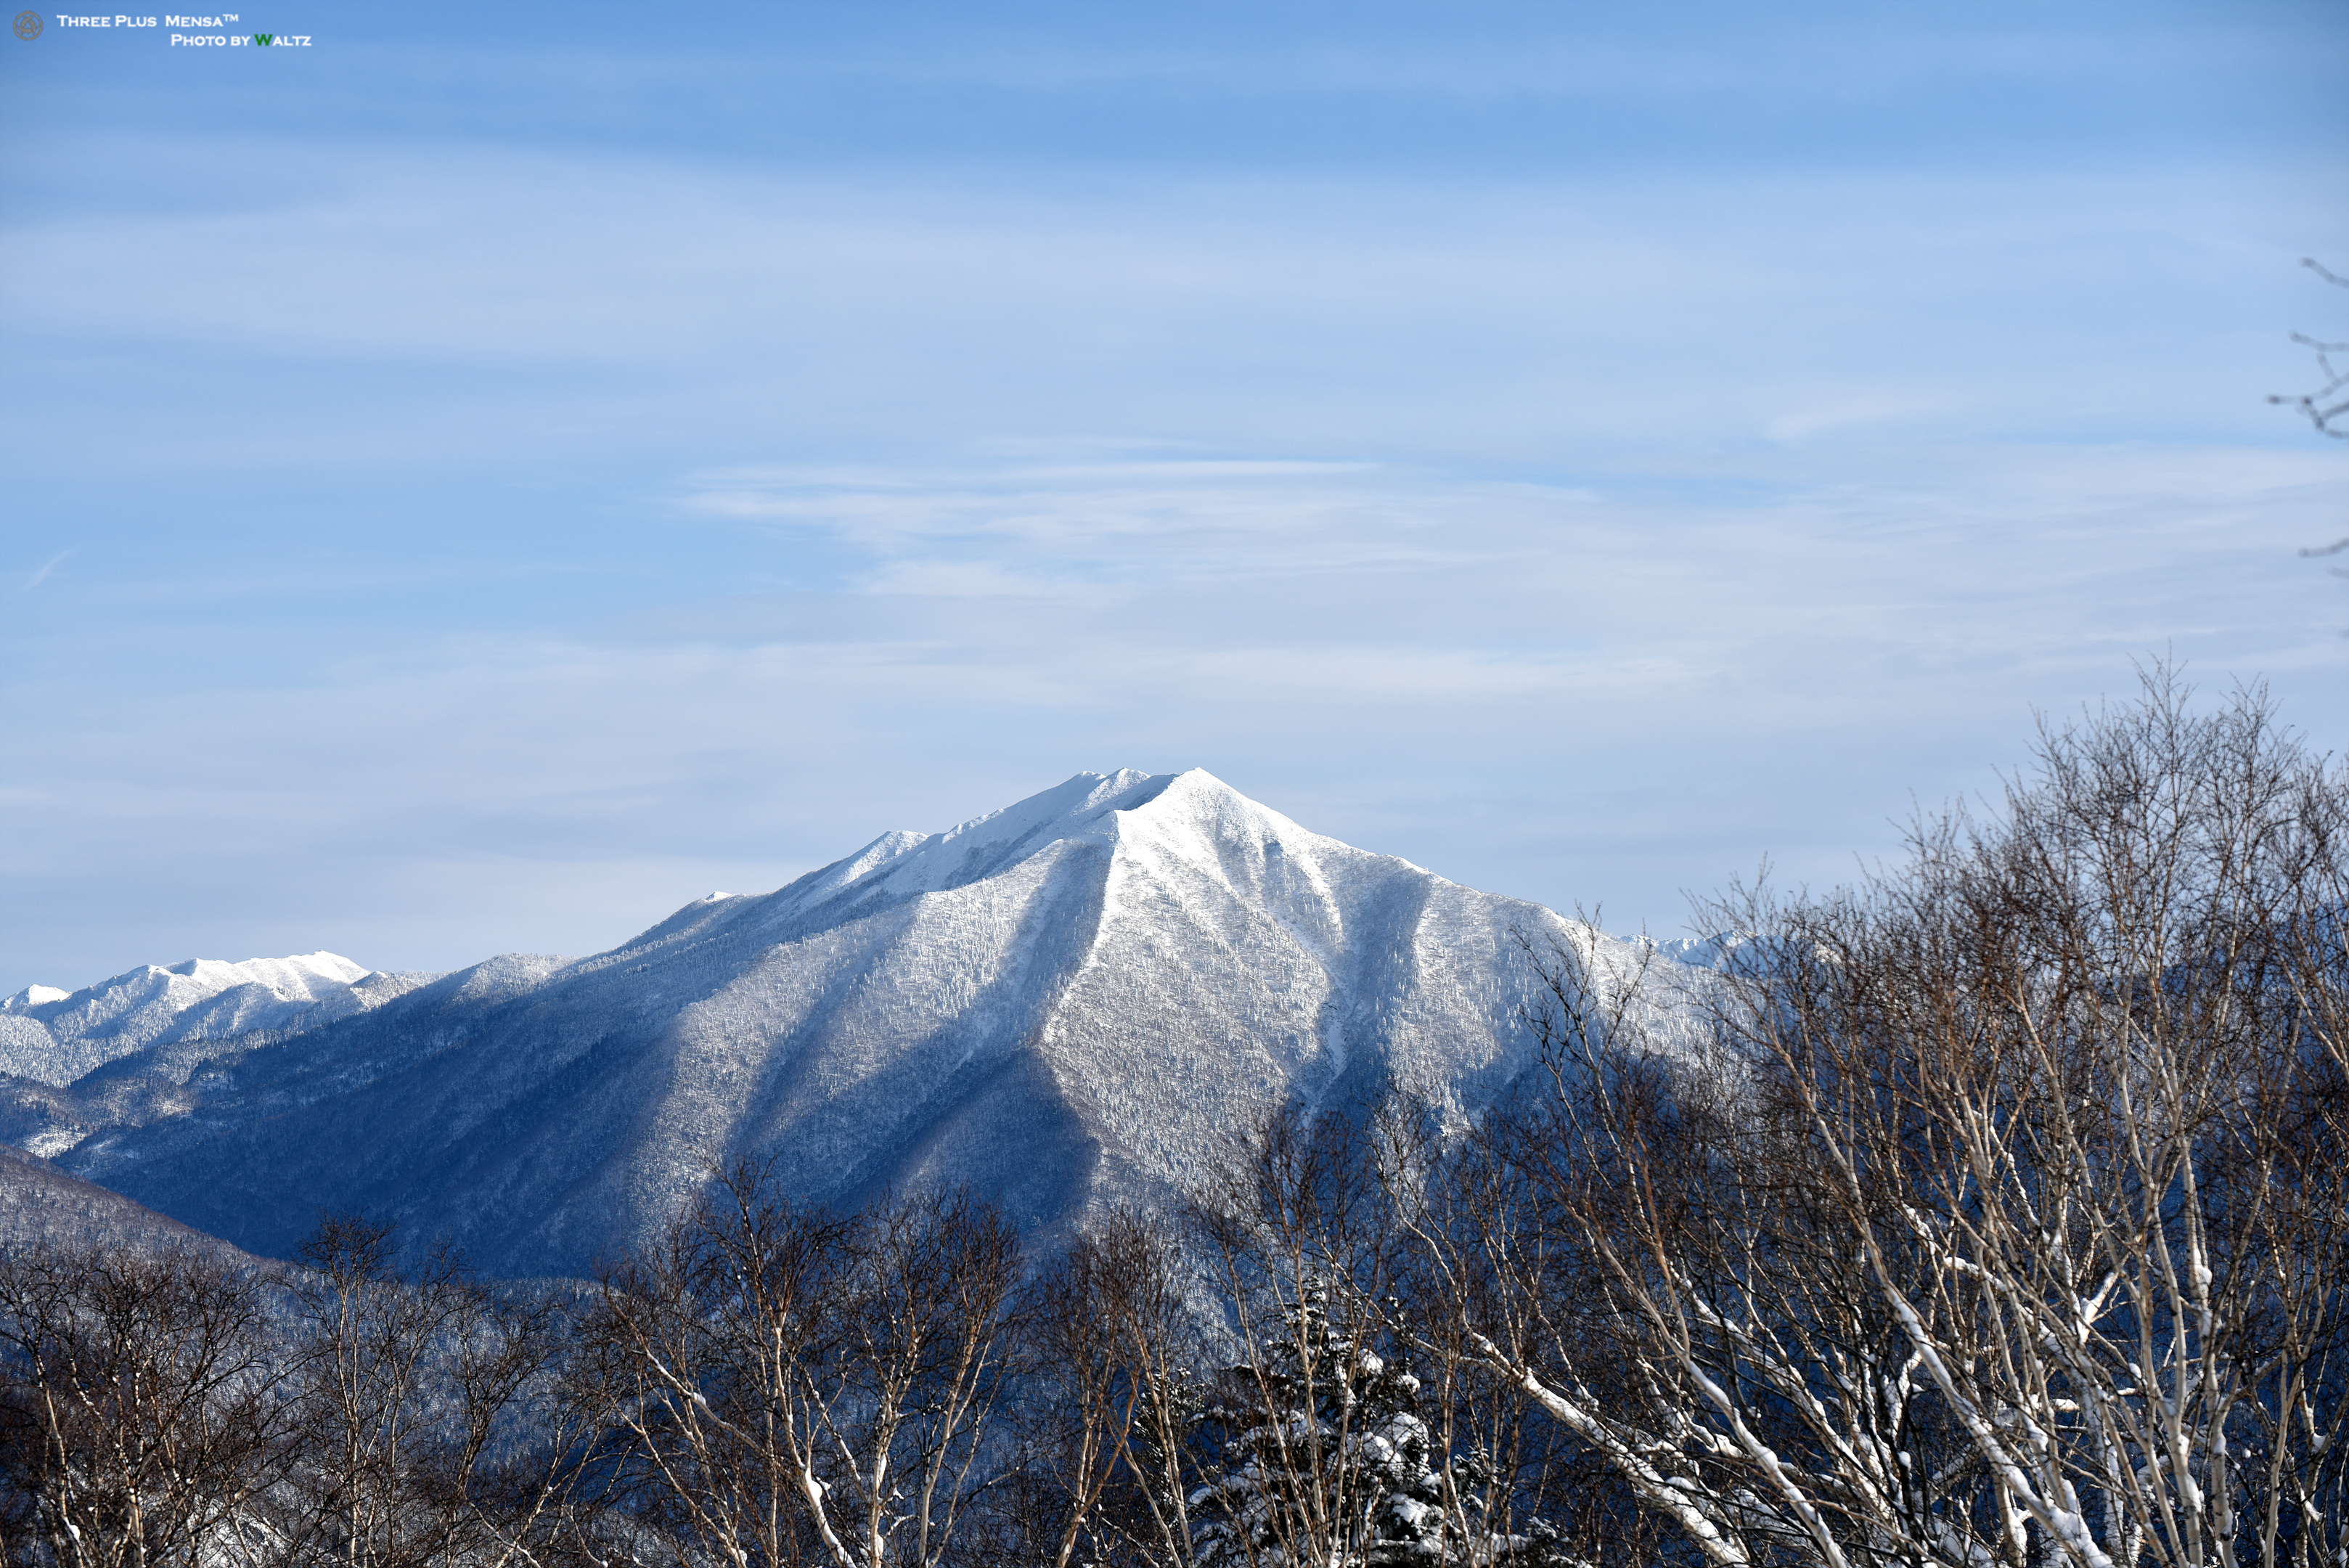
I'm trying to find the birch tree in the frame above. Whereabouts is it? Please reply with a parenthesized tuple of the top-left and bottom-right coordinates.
(0, 1243, 285, 1568)
(271, 1214, 597, 1568)
(583, 1167, 1023, 1568)
(991, 1212, 1205, 1568)
(1423, 671, 2349, 1568)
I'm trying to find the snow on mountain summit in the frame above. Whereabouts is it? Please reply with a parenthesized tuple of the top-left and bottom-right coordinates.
(768, 769, 1169, 910)
(0, 951, 391, 1088)
(54, 770, 1662, 1277)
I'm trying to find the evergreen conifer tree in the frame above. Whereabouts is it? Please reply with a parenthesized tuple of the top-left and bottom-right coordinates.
(1188, 1283, 1461, 1568)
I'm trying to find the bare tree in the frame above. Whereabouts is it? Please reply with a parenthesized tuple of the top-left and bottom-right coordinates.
(1377, 1094, 1663, 1568)
(2270, 256, 2349, 595)
(581, 1167, 1024, 1568)
(1426, 671, 2349, 1568)
(2271, 257, 2349, 442)
(0, 1241, 286, 1568)
(989, 1211, 1203, 1568)
(271, 1214, 595, 1568)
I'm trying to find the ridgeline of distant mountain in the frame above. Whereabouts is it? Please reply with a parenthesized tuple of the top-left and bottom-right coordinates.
(6, 770, 1684, 1277)
(1, 952, 433, 1090)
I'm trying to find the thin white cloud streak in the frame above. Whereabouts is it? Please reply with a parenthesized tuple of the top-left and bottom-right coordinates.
(23, 552, 68, 589)
(683, 458, 1495, 583)
(666, 447, 2342, 642)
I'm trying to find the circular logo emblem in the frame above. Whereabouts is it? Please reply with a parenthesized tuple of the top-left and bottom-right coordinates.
(13, 11, 41, 38)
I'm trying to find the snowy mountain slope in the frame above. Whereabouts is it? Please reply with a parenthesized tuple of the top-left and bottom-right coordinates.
(50, 770, 1669, 1278)
(0, 1141, 264, 1262)
(0, 952, 430, 1090)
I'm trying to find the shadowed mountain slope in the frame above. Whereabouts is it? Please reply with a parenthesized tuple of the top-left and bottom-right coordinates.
(0, 1141, 261, 1262)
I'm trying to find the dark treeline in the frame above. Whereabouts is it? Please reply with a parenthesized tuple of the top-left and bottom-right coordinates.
(4, 673, 2343, 1568)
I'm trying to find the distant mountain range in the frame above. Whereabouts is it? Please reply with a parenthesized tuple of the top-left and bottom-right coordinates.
(2, 952, 425, 1095)
(3, 769, 1683, 1277)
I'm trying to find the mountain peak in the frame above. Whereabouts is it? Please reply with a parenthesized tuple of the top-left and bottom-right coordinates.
(41, 769, 1644, 1278)
(764, 769, 1180, 913)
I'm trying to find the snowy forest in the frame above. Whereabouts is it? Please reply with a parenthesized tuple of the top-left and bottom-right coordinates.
(3, 677, 2344, 1568)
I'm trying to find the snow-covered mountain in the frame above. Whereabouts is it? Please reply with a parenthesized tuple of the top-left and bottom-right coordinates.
(1, 952, 426, 1090)
(36, 770, 1665, 1277)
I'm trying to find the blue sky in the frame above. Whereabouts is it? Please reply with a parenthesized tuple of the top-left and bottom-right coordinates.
(3, 0, 2345, 993)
